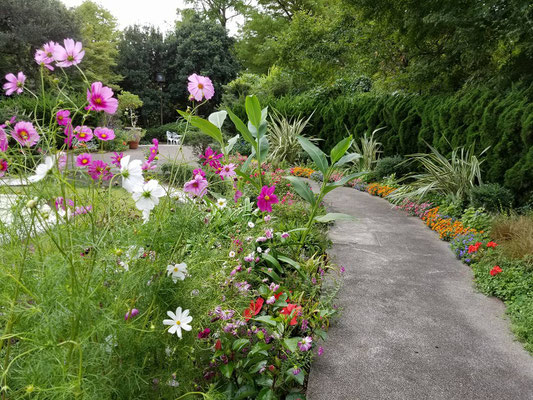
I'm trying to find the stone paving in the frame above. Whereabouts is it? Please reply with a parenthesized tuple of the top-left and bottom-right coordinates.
(306, 186, 533, 400)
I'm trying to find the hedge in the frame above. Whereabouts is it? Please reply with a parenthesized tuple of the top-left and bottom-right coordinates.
(231, 84, 533, 203)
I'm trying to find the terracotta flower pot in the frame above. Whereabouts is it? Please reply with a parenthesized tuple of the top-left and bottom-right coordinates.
(128, 140, 139, 149)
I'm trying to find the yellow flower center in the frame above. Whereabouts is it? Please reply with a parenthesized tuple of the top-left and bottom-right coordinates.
(95, 98, 102, 104)
(176, 320, 181, 325)
(80, 133, 86, 138)
(173, 267, 178, 272)
(264, 195, 270, 201)
(20, 130, 28, 139)
(101, 134, 107, 139)
(198, 83, 204, 89)
(82, 159, 88, 164)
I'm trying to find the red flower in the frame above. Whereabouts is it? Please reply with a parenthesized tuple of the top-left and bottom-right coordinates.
(215, 339, 222, 350)
(244, 297, 264, 321)
(468, 242, 483, 254)
(490, 265, 502, 276)
(274, 291, 284, 300)
(487, 241, 498, 249)
(280, 303, 302, 326)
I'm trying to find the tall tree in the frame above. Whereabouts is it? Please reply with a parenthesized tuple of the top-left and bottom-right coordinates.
(184, 0, 246, 29)
(73, 1, 122, 88)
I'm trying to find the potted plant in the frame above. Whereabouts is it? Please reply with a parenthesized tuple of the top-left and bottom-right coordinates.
(118, 91, 144, 149)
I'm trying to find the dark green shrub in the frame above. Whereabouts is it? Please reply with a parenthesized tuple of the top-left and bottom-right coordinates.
(143, 122, 184, 143)
(157, 162, 195, 185)
(471, 183, 514, 212)
(373, 155, 411, 180)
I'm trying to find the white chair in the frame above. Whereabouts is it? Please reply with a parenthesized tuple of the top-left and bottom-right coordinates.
(166, 131, 178, 145)
(171, 133, 182, 145)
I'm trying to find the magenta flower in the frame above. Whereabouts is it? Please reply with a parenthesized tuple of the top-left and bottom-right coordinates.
(63, 123, 74, 147)
(257, 185, 279, 213)
(0, 127, 8, 152)
(147, 138, 159, 163)
(193, 168, 205, 177)
(53, 38, 85, 67)
(86, 82, 118, 114)
(74, 126, 93, 142)
(197, 328, 211, 339)
(187, 73, 215, 101)
(88, 160, 112, 181)
(111, 152, 124, 168)
(200, 147, 222, 166)
(298, 336, 312, 352)
(234, 190, 243, 203)
(35, 42, 56, 70)
(94, 127, 115, 141)
(125, 308, 139, 321)
(219, 163, 236, 180)
(12, 121, 39, 147)
(0, 159, 8, 177)
(3, 72, 26, 96)
(76, 153, 92, 167)
(183, 174, 208, 198)
(56, 110, 71, 126)
(142, 161, 156, 171)
(318, 346, 324, 356)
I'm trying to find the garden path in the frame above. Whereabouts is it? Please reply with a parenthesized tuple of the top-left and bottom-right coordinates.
(306, 185, 533, 400)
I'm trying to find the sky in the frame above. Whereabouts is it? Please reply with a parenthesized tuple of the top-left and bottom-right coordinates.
(60, 0, 241, 36)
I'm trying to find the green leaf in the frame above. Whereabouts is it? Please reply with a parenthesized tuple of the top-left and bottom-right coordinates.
(235, 385, 256, 400)
(335, 152, 361, 167)
(297, 136, 328, 173)
(261, 107, 268, 124)
(330, 135, 353, 164)
(178, 111, 223, 144)
(235, 168, 260, 190)
(224, 134, 239, 154)
(249, 342, 271, 356)
(284, 176, 316, 206)
(322, 172, 365, 195)
(286, 393, 306, 400)
(257, 136, 269, 163)
(283, 337, 301, 352)
(250, 360, 267, 373)
(232, 338, 250, 351)
(277, 255, 301, 271)
(227, 109, 255, 145)
(262, 253, 282, 274)
(260, 267, 281, 282)
(239, 147, 255, 173)
(254, 315, 278, 326)
(314, 213, 355, 223)
(245, 95, 262, 128)
(208, 110, 227, 129)
(257, 388, 275, 400)
(220, 362, 235, 378)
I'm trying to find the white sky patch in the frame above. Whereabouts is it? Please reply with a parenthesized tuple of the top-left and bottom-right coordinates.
(60, 0, 242, 36)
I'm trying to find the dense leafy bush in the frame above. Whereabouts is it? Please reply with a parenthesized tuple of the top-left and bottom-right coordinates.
(229, 84, 533, 204)
(471, 183, 514, 212)
(460, 207, 493, 232)
(372, 155, 411, 180)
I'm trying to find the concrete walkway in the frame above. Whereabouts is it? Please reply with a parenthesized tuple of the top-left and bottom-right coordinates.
(307, 187, 533, 400)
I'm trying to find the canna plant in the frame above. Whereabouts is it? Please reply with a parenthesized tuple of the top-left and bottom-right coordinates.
(286, 136, 362, 247)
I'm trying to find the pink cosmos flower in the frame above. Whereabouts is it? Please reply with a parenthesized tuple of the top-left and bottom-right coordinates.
(88, 160, 112, 181)
(142, 161, 156, 171)
(183, 174, 208, 198)
(281, 232, 290, 239)
(76, 153, 92, 167)
(200, 147, 222, 166)
(94, 127, 115, 141)
(318, 346, 324, 356)
(187, 74, 215, 101)
(35, 42, 57, 70)
(64, 123, 74, 147)
(0, 127, 8, 152)
(265, 228, 273, 239)
(111, 152, 124, 168)
(219, 163, 236, 180)
(0, 159, 8, 177)
(298, 336, 313, 352)
(86, 82, 118, 114)
(74, 126, 93, 142)
(53, 39, 85, 67)
(257, 185, 279, 213)
(193, 168, 205, 178)
(125, 308, 139, 321)
(12, 121, 40, 147)
(56, 110, 71, 126)
(234, 190, 243, 203)
(3, 72, 26, 96)
(147, 138, 159, 163)
(58, 153, 67, 171)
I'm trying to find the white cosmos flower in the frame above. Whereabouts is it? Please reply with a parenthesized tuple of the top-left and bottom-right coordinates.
(166, 263, 188, 283)
(132, 179, 165, 220)
(216, 198, 227, 209)
(28, 156, 54, 183)
(248, 221, 255, 228)
(120, 155, 144, 193)
(163, 307, 192, 339)
(229, 251, 235, 258)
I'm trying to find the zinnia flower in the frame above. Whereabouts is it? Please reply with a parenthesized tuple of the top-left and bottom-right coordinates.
(187, 74, 215, 101)
(94, 127, 115, 141)
(3, 72, 26, 96)
(166, 263, 188, 283)
(163, 307, 193, 339)
(183, 174, 208, 198)
(53, 38, 85, 67)
(12, 121, 39, 147)
(257, 185, 279, 213)
(0, 159, 8, 177)
(88, 160, 112, 181)
(74, 125, 93, 142)
(76, 153, 92, 167)
(86, 82, 118, 114)
(56, 109, 71, 126)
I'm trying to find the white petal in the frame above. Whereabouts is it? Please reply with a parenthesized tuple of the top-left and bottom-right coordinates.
(120, 155, 131, 170)
(167, 310, 176, 320)
(163, 319, 174, 326)
(168, 325, 178, 334)
(181, 323, 192, 332)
